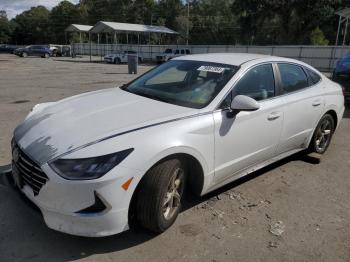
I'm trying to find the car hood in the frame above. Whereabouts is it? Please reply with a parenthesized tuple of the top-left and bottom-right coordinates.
(14, 88, 196, 165)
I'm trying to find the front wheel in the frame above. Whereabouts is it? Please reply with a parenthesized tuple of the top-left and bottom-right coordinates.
(309, 114, 335, 154)
(136, 158, 186, 233)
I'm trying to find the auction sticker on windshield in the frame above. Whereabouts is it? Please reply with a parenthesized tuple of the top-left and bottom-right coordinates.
(197, 65, 225, 73)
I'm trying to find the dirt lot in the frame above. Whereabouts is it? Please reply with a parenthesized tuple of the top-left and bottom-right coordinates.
(0, 53, 350, 262)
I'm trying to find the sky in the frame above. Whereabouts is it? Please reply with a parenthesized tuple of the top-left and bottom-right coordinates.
(0, 0, 80, 19)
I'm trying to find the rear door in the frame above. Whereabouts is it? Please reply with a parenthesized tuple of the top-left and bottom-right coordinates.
(275, 63, 325, 154)
(213, 63, 284, 183)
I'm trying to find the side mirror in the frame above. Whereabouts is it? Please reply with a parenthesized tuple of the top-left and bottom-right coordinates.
(227, 95, 260, 117)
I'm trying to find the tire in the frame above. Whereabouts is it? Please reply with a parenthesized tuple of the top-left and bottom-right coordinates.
(22, 52, 28, 58)
(309, 114, 335, 154)
(138, 57, 142, 63)
(44, 53, 50, 58)
(114, 58, 121, 64)
(136, 158, 186, 233)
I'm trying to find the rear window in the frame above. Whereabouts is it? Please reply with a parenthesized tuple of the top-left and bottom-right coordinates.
(278, 64, 309, 94)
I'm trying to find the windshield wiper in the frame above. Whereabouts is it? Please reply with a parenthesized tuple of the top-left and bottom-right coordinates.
(119, 84, 128, 90)
(132, 90, 169, 103)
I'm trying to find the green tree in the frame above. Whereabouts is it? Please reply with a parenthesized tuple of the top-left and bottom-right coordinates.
(12, 6, 50, 44)
(191, 0, 237, 44)
(310, 27, 329, 45)
(156, 0, 183, 29)
(50, 1, 82, 44)
(0, 11, 12, 43)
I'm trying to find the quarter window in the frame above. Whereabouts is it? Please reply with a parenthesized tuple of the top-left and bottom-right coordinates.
(232, 64, 275, 101)
(278, 64, 309, 93)
(304, 67, 321, 85)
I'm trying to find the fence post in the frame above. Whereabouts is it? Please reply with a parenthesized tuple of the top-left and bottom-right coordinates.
(329, 46, 336, 73)
(298, 46, 303, 61)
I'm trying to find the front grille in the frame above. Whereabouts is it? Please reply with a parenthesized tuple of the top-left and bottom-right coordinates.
(12, 143, 49, 196)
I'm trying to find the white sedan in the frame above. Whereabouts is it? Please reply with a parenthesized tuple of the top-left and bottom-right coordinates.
(10, 53, 345, 237)
(104, 50, 143, 64)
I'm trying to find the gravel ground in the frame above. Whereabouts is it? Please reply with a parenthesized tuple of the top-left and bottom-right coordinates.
(0, 54, 350, 262)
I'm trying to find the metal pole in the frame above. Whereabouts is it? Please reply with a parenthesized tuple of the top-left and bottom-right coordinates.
(89, 33, 92, 62)
(127, 33, 129, 44)
(186, 0, 190, 45)
(80, 32, 82, 55)
(336, 16, 342, 46)
(343, 18, 349, 46)
(97, 33, 100, 57)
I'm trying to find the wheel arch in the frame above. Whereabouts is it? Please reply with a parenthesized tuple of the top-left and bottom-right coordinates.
(325, 109, 338, 130)
(128, 150, 206, 227)
(306, 108, 339, 149)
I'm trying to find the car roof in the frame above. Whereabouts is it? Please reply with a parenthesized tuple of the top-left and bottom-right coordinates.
(173, 53, 275, 66)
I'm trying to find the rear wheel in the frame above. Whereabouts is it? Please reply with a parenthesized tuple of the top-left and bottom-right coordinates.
(44, 53, 50, 58)
(309, 114, 335, 154)
(22, 52, 28, 58)
(136, 158, 186, 233)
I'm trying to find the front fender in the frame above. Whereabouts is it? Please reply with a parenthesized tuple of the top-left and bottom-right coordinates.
(60, 112, 215, 193)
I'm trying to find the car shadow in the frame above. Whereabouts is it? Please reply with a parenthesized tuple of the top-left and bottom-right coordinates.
(52, 59, 105, 64)
(0, 182, 157, 261)
(181, 151, 320, 211)
(0, 151, 321, 262)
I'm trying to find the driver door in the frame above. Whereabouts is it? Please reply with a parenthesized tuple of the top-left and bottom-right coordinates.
(213, 63, 284, 183)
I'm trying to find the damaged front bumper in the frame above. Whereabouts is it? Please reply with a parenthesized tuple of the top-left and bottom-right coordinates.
(0, 163, 143, 237)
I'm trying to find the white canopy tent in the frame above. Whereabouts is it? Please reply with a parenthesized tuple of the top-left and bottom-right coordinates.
(65, 24, 94, 55)
(65, 24, 93, 33)
(89, 21, 178, 45)
(65, 24, 93, 44)
(335, 8, 350, 45)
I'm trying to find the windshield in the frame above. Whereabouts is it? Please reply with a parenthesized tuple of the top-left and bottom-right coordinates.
(123, 60, 238, 109)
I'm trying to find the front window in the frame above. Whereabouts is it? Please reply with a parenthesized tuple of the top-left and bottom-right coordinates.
(123, 60, 238, 109)
(233, 64, 275, 101)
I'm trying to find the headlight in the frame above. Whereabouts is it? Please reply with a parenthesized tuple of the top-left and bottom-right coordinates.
(49, 148, 134, 180)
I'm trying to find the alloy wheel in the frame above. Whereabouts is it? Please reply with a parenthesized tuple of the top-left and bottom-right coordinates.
(315, 118, 332, 152)
(162, 168, 184, 220)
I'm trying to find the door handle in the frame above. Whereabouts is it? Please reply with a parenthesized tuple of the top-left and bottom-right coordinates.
(267, 112, 282, 121)
(312, 100, 322, 107)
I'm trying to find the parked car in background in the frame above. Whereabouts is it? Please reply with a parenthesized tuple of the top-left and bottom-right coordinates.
(333, 52, 350, 104)
(0, 44, 18, 54)
(10, 53, 344, 237)
(50, 46, 62, 57)
(156, 48, 191, 63)
(104, 50, 143, 64)
(14, 45, 52, 58)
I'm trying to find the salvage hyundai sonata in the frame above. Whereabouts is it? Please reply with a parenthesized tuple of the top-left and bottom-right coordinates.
(10, 53, 345, 237)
